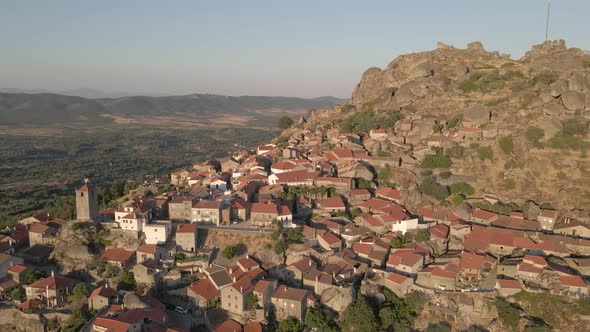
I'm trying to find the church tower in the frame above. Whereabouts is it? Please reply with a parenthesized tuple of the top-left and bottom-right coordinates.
(75, 179, 98, 221)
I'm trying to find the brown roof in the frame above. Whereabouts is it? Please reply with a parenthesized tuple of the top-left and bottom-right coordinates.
(176, 223, 197, 233)
(137, 244, 158, 254)
(251, 202, 279, 214)
(318, 197, 345, 209)
(272, 285, 309, 302)
(472, 208, 498, 221)
(101, 248, 135, 263)
(288, 257, 315, 273)
(77, 183, 95, 192)
(188, 278, 220, 300)
(321, 231, 341, 245)
(214, 319, 243, 332)
(497, 279, 521, 289)
(89, 285, 118, 299)
(386, 272, 412, 285)
(253, 279, 275, 293)
(194, 200, 222, 209)
(429, 224, 449, 239)
(539, 209, 558, 218)
(459, 252, 485, 270)
(29, 275, 74, 290)
(28, 223, 53, 234)
(560, 274, 586, 287)
(8, 264, 29, 273)
(375, 187, 402, 200)
(244, 322, 263, 332)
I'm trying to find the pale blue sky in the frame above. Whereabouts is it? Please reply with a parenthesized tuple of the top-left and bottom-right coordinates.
(1, 0, 589, 98)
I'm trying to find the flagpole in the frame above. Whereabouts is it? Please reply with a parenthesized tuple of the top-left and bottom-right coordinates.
(545, 0, 551, 41)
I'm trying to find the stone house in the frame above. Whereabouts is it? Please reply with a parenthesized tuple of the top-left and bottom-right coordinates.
(384, 272, 414, 298)
(559, 274, 589, 297)
(471, 208, 499, 225)
(136, 244, 167, 264)
(286, 257, 316, 287)
(176, 223, 198, 253)
(25, 273, 74, 307)
(315, 197, 346, 215)
(133, 259, 163, 287)
(257, 184, 284, 204)
(7, 264, 29, 283)
(28, 223, 57, 246)
(168, 197, 197, 222)
(349, 189, 371, 203)
(101, 247, 136, 269)
(220, 275, 255, 320)
(317, 231, 342, 251)
(302, 269, 332, 296)
(231, 197, 251, 222)
(250, 203, 280, 227)
(88, 285, 118, 310)
(495, 278, 522, 297)
(386, 251, 423, 277)
(192, 200, 223, 225)
(537, 209, 558, 231)
(416, 264, 459, 291)
(143, 222, 171, 245)
(188, 278, 220, 309)
(554, 220, 590, 238)
(271, 285, 313, 321)
(252, 279, 277, 312)
(171, 168, 191, 186)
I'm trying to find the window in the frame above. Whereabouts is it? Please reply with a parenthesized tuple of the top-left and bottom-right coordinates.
(80, 192, 84, 197)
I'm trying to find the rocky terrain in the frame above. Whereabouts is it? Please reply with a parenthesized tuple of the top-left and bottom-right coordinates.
(290, 40, 590, 217)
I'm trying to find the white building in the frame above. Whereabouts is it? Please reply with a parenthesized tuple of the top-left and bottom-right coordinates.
(391, 218, 419, 234)
(114, 204, 152, 232)
(143, 221, 172, 245)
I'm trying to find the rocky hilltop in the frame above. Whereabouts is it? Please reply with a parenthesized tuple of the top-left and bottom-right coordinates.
(287, 40, 590, 218)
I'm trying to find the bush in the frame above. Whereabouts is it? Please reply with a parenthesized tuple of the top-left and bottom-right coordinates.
(7, 288, 23, 301)
(446, 145, 464, 158)
(277, 116, 294, 129)
(419, 177, 450, 201)
(450, 182, 475, 196)
(222, 245, 237, 259)
(277, 317, 303, 332)
(562, 118, 588, 136)
(421, 154, 452, 169)
(118, 269, 136, 291)
(494, 299, 521, 331)
(477, 146, 494, 160)
(339, 109, 402, 133)
(549, 132, 587, 150)
(24, 269, 46, 284)
(526, 126, 545, 148)
(447, 115, 462, 129)
(340, 295, 379, 332)
(533, 71, 559, 85)
(499, 136, 514, 154)
(174, 252, 186, 261)
(71, 222, 82, 231)
(69, 283, 89, 302)
(452, 194, 465, 206)
(416, 230, 430, 242)
(390, 235, 405, 248)
(439, 171, 452, 179)
(460, 70, 521, 93)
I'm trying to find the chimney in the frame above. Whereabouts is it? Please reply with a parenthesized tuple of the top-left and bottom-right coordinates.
(308, 259, 312, 267)
(233, 276, 236, 283)
(46, 284, 50, 300)
(240, 286, 243, 293)
(51, 270, 55, 277)
(246, 254, 249, 259)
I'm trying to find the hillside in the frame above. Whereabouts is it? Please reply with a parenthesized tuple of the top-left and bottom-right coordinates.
(287, 40, 590, 216)
(0, 92, 344, 125)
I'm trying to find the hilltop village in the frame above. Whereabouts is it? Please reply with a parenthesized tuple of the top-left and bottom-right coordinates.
(1, 114, 589, 331)
(2, 40, 590, 332)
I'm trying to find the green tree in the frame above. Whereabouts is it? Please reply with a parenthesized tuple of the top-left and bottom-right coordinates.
(356, 178, 373, 189)
(419, 177, 450, 201)
(69, 283, 89, 302)
(421, 154, 452, 169)
(340, 295, 379, 332)
(378, 165, 393, 185)
(7, 287, 23, 301)
(118, 269, 136, 291)
(499, 136, 514, 154)
(526, 126, 545, 148)
(277, 317, 303, 332)
(390, 235, 405, 248)
(24, 269, 46, 284)
(174, 252, 186, 261)
(416, 230, 430, 242)
(450, 182, 475, 196)
(222, 245, 237, 259)
(63, 309, 90, 332)
(477, 146, 494, 160)
(287, 228, 304, 243)
(494, 299, 521, 332)
(350, 207, 362, 219)
(278, 116, 295, 129)
(105, 263, 121, 278)
(246, 294, 258, 309)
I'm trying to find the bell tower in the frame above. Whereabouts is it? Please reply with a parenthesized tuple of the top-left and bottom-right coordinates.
(75, 179, 98, 221)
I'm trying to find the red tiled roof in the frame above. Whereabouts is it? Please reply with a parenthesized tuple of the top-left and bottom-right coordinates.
(137, 244, 158, 254)
(351, 242, 373, 256)
(358, 198, 391, 211)
(429, 224, 449, 239)
(560, 274, 586, 288)
(29, 275, 73, 290)
(251, 202, 278, 214)
(351, 189, 370, 196)
(8, 264, 29, 273)
(459, 252, 485, 270)
(253, 279, 274, 293)
(321, 231, 341, 245)
(244, 322, 263, 332)
(214, 319, 243, 332)
(101, 248, 135, 263)
(386, 272, 411, 285)
(523, 255, 547, 266)
(194, 200, 222, 209)
(188, 278, 220, 300)
(497, 279, 521, 289)
(539, 209, 558, 218)
(237, 256, 259, 270)
(272, 284, 309, 302)
(318, 197, 345, 209)
(89, 285, 118, 299)
(77, 183, 95, 192)
(375, 187, 402, 201)
(177, 223, 197, 233)
(472, 208, 498, 221)
(288, 257, 315, 273)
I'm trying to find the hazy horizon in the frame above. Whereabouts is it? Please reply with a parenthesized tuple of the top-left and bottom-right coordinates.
(2, 0, 590, 98)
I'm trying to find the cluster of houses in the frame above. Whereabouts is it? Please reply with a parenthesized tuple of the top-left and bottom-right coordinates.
(1, 118, 590, 331)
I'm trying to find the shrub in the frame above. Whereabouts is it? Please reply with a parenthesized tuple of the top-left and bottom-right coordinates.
(562, 118, 588, 136)
(277, 116, 294, 129)
(452, 194, 465, 206)
(477, 146, 494, 160)
(419, 177, 450, 200)
(174, 252, 186, 261)
(533, 71, 559, 85)
(447, 115, 462, 129)
(499, 136, 514, 154)
(118, 269, 136, 291)
(71, 222, 82, 231)
(439, 171, 452, 179)
(390, 235, 405, 248)
(549, 132, 587, 150)
(450, 182, 475, 196)
(446, 145, 464, 158)
(494, 299, 521, 331)
(222, 245, 237, 259)
(526, 126, 545, 148)
(421, 154, 452, 169)
(416, 230, 430, 242)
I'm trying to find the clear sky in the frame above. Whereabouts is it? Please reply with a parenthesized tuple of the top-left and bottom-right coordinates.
(1, 0, 589, 98)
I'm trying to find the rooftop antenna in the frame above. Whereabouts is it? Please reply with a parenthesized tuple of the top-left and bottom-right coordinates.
(545, 0, 551, 41)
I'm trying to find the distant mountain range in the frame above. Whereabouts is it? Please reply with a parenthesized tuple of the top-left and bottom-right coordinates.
(0, 92, 346, 125)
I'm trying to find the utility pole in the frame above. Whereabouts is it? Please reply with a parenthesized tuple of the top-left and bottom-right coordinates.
(545, 0, 551, 41)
